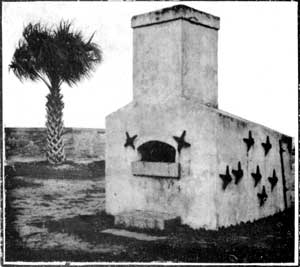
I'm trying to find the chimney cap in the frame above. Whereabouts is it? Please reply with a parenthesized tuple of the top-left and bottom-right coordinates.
(131, 5, 220, 30)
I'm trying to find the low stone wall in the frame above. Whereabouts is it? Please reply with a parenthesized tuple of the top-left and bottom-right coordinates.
(5, 127, 105, 162)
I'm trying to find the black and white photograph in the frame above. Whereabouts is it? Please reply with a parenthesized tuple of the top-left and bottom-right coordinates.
(2, 0, 298, 264)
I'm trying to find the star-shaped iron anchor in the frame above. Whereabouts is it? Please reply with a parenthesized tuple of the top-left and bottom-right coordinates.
(243, 130, 255, 152)
(251, 165, 262, 187)
(257, 186, 268, 206)
(268, 169, 278, 191)
(261, 136, 272, 156)
(232, 161, 243, 184)
(124, 132, 138, 149)
(219, 166, 232, 190)
(173, 130, 191, 153)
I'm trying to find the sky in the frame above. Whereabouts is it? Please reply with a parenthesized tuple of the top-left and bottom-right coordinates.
(2, 1, 298, 137)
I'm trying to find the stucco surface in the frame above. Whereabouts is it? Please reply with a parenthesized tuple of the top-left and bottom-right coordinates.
(133, 21, 182, 105)
(106, 99, 218, 229)
(213, 110, 291, 228)
(106, 99, 294, 230)
(133, 19, 218, 107)
(182, 20, 218, 107)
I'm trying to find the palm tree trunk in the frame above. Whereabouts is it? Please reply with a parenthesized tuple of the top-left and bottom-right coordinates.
(46, 85, 66, 164)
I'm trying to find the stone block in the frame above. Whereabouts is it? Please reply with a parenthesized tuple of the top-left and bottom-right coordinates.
(131, 161, 180, 178)
(101, 229, 167, 241)
(114, 210, 180, 231)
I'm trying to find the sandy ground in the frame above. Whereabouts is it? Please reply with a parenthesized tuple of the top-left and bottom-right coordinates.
(6, 176, 105, 251)
(4, 173, 295, 263)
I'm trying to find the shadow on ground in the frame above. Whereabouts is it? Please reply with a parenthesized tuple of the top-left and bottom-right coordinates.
(4, 162, 295, 263)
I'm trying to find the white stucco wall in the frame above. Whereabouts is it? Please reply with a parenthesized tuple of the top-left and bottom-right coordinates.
(132, 6, 219, 107)
(106, 99, 294, 230)
(106, 98, 219, 229)
(181, 19, 218, 107)
(213, 109, 292, 228)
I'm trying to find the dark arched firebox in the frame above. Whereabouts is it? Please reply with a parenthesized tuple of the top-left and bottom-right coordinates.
(137, 141, 176, 163)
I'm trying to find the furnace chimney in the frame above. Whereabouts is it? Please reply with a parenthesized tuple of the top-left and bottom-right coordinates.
(132, 5, 220, 108)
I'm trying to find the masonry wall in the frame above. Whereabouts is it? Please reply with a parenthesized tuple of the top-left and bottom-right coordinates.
(5, 127, 105, 162)
(213, 110, 293, 228)
(106, 98, 219, 229)
(106, 99, 294, 230)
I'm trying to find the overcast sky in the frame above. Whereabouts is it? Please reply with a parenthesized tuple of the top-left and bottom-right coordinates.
(2, 1, 298, 137)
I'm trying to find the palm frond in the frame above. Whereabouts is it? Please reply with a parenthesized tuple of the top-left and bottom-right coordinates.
(9, 22, 52, 83)
(52, 21, 102, 86)
(9, 41, 39, 81)
(10, 20, 102, 88)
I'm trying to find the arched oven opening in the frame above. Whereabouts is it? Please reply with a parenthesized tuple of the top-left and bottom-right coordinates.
(137, 140, 176, 163)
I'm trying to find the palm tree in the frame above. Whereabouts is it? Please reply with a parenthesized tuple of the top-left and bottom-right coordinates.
(9, 21, 102, 164)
